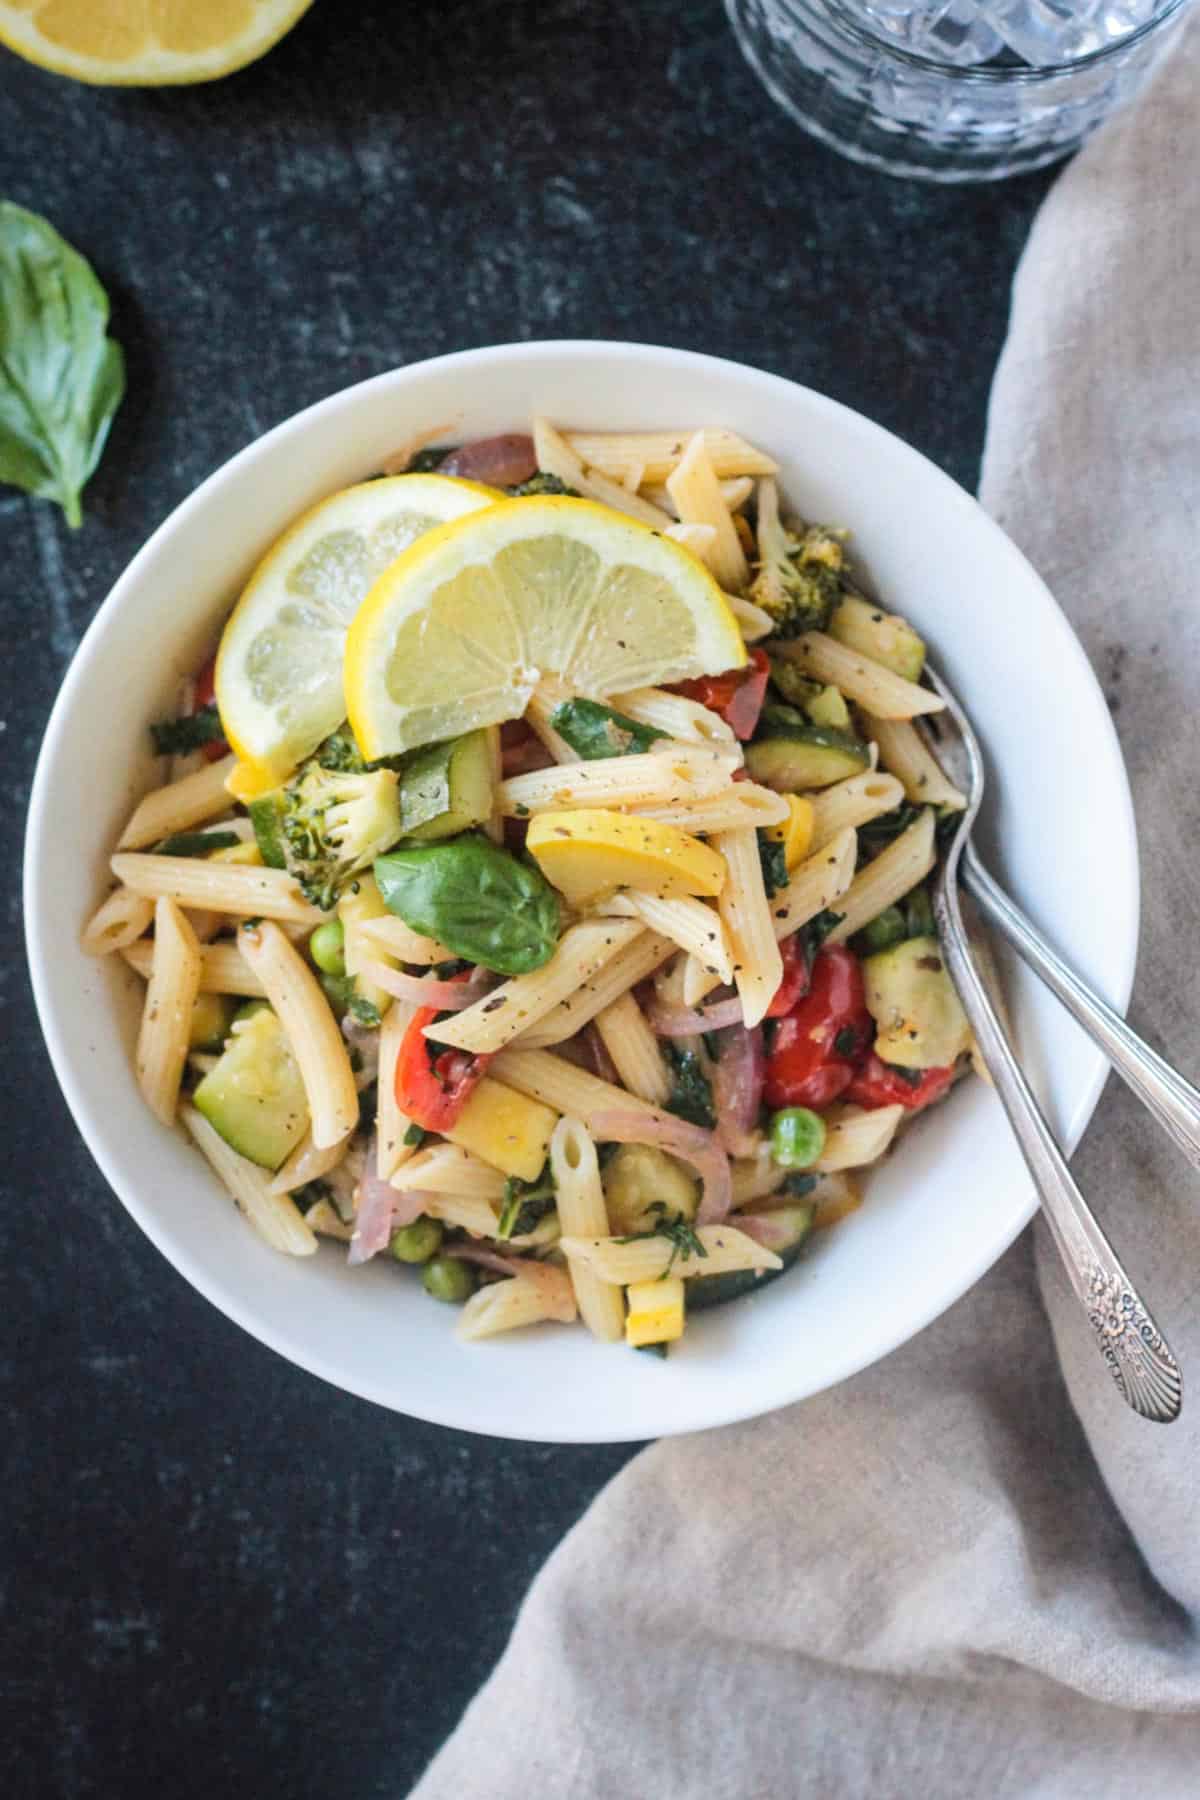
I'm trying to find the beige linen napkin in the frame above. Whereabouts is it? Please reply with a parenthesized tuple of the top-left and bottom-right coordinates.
(413, 26, 1200, 1796)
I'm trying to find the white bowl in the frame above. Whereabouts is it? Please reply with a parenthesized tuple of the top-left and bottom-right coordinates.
(24, 342, 1138, 1443)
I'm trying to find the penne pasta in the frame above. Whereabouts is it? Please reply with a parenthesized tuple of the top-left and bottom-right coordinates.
(664, 521, 718, 561)
(666, 432, 750, 591)
(726, 592, 775, 642)
(517, 929, 675, 1048)
(81, 887, 155, 955)
(560, 1225, 781, 1286)
(375, 1000, 418, 1181)
(550, 1118, 625, 1342)
(355, 914, 454, 966)
(491, 1048, 661, 1122)
(826, 810, 936, 944)
(122, 938, 266, 997)
(136, 898, 202, 1126)
(181, 1103, 318, 1256)
(592, 991, 671, 1106)
(525, 674, 580, 763)
(620, 892, 733, 984)
(430, 920, 645, 1054)
(497, 745, 738, 816)
(237, 921, 358, 1149)
(863, 714, 966, 811)
(645, 474, 755, 515)
(714, 827, 783, 1029)
(815, 1104, 906, 1171)
(563, 427, 777, 485)
(390, 1143, 508, 1201)
(111, 853, 322, 925)
(772, 634, 945, 721)
(532, 418, 674, 528)
(809, 770, 905, 849)
(303, 1199, 355, 1242)
(631, 783, 790, 833)
(609, 686, 739, 751)
(117, 753, 239, 850)
(270, 1128, 354, 1196)
(457, 1265, 578, 1340)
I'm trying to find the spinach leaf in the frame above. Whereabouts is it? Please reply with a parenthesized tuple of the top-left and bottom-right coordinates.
(855, 802, 922, 862)
(374, 834, 560, 976)
(798, 908, 844, 961)
(756, 829, 789, 898)
(550, 698, 667, 761)
(665, 1046, 715, 1130)
(149, 703, 224, 757)
(0, 202, 125, 527)
(152, 829, 241, 858)
(497, 1166, 557, 1240)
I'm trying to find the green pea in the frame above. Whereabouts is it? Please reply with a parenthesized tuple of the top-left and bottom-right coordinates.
(422, 1255, 477, 1304)
(309, 918, 346, 976)
(905, 886, 935, 939)
(770, 1107, 827, 1170)
(860, 905, 907, 953)
(389, 1216, 444, 1265)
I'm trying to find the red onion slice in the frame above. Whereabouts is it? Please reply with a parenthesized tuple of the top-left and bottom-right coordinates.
(355, 958, 490, 1010)
(712, 1025, 765, 1157)
(502, 736, 556, 777)
(437, 434, 538, 488)
(591, 1108, 733, 1224)
(649, 996, 746, 1036)
(348, 1141, 408, 1265)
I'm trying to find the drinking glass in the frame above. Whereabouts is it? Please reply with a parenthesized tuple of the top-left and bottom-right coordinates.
(725, 0, 1195, 180)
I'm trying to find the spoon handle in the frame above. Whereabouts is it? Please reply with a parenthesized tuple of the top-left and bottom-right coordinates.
(962, 842, 1200, 1174)
(933, 864, 1182, 1423)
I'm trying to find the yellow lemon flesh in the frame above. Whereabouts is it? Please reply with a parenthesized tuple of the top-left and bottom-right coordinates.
(0, 0, 314, 84)
(216, 475, 496, 795)
(344, 497, 746, 762)
(526, 810, 727, 909)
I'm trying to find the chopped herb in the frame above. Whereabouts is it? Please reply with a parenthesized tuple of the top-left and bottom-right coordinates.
(347, 993, 382, 1028)
(152, 829, 240, 858)
(799, 909, 844, 962)
(403, 1123, 427, 1148)
(514, 802, 531, 818)
(756, 829, 789, 899)
(665, 1046, 715, 1129)
(833, 1026, 859, 1057)
(856, 803, 923, 862)
(509, 471, 577, 497)
(292, 1179, 332, 1218)
(550, 697, 668, 761)
(497, 1164, 557, 1240)
(617, 1202, 707, 1279)
(634, 1341, 669, 1359)
(149, 703, 224, 757)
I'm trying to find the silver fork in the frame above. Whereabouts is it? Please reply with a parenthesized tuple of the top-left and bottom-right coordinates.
(923, 664, 1182, 1423)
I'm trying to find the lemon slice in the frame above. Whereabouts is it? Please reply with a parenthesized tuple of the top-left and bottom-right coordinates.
(0, 0, 313, 85)
(344, 497, 746, 760)
(216, 475, 496, 792)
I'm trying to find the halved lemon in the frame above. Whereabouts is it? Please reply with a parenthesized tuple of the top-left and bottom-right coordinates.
(344, 497, 746, 761)
(216, 475, 496, 794)
(0, 0, 314, 85)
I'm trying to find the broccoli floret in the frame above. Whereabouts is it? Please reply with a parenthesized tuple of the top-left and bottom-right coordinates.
(314, 728, 367, 773)
(281, 762, 402, 909)
(509, 471, 579, 497)
(748, 478, 847, 638)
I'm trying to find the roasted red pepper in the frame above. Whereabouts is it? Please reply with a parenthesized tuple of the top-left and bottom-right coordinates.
(764, 945, 872, 1111)
(844, 1054, 955, 1112)
(672, 649, 769, 740)
(395, 999, 491, 1132)
(193, 656, 231, 763)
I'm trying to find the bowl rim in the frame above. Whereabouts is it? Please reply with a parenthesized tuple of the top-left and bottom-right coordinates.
(24, 339, 1139, 1441)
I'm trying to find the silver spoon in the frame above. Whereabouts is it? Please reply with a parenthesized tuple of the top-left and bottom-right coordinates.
(923, 664, 1182, 1423)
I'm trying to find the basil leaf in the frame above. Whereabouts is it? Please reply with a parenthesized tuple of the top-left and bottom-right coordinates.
(374, 835, 560, 976)
(664, 1046, 715, 1129)
(756, 829, 789, 898)
(0, 202, 125, 527)
(550, 698, 666, 761)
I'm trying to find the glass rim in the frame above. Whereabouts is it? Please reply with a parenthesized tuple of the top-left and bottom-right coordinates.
(814, 0, 1195, 82)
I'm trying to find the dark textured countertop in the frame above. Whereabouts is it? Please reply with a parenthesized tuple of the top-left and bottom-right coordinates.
(3, 4, 1053, 1793)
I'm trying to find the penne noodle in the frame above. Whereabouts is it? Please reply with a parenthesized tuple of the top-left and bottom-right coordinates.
(560, 1225, 781, 1286)
(645, 475, 755, 515)
(610, 686, 739, 752)
(270, 1128, 354, 1196)
(498, 745, 738, 816)
(515, 930, 675, 1048)
(355, 914, 454, 966)
(664, 522, 718, 565)
(525, 674, 580, 763)
(491, 1048, 662, 1122)
(826, 810, 936, 944)
(863, 714, 966, 811)
(111, 853, 322, 925)
(726, 592, 775, 642)
(714, 827, 783, 1029)
(457, 1266, 578, 1340)
(430, 920, 645, 1055)
(666, 432, 750, 591)
(304, 1199, 355, 1242)
(772, 634, 945, 721)
(81, 887, 155, 955)
(620, 892, 733, 984)
(631, 783, 790, 833)
(122, 938, 266, 997)
(550, 1118, 625, 1342)
(533, 418, 674, 528)
(184, 909, 224, 944)
(391, 1143, 508, 1201)
(117, 753, 239, 850)
(593, 991, 671, 1107)
(181, 1103, 318, 1256)
(815, 1104, 906, 1171)
(731, 1144, 788, 1207)
(136, 898, 201, 1126)
(237, 921, 358, 1149)
(563, 427, 777, 485)
(375, 1000, 418, 1181)
(809, 770, 905, 849)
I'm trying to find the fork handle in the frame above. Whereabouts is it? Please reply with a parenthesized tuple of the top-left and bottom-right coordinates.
(933, 867, 1182, 1422)
(962, 841, 1200, 1174)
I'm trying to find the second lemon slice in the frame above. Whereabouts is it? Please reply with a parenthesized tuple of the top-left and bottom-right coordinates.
(216, 474, 496, 791)
(344, 497, 746, 760)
